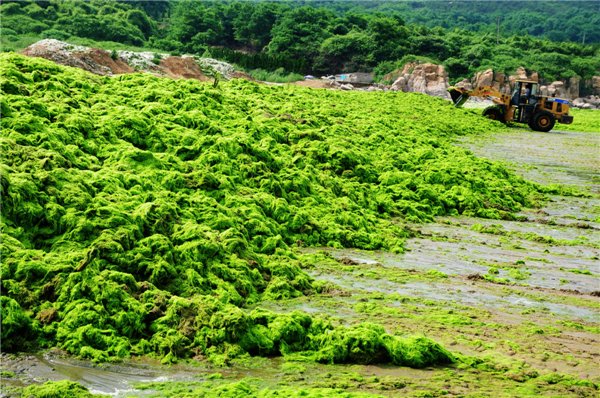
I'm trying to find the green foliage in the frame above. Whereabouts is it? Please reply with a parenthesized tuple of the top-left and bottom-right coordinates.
(2, 1, 599, 81)
(110, 49, 118, 61)
(207, 47, 308, 75)
(0, 296, 39, 351)
(557, 109, 600, 133)
(40, 29, 70, 41)
(0, 53, 552, 364)
(152, 52, 162, 65)
(248, 68, 304, 84)
(22, 380, 103, 398)
(308, 1, 600, 44)
(126, 379, 388, 397)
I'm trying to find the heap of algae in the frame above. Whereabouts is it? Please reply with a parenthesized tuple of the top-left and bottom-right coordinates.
(20, 379, 385, 398)
(1, 53, 551, 366)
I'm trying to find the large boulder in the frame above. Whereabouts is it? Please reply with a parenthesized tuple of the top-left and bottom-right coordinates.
(516, 67, 528, 80)
(455, 78, 472, 91)
(391, 76, 408, 92)
(391, 62, 450, 99)
(592, 76, 600, 95)
(472, 69, 494, 87)
(567, 77, 580, 100)
(583, 95, 600, 106)
(548, 81, 566, 98)
(572, 98, 585, 108)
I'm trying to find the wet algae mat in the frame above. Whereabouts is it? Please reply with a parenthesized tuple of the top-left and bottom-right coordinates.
(1, 53, 598, 397)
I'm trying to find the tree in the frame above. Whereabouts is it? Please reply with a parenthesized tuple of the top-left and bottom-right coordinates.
(168, 2, 223, 53)
(268, 7, 335, 60)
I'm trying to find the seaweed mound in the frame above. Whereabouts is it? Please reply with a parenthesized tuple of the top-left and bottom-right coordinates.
(22, 380, 104, 398)
(1, 53, 538, 365)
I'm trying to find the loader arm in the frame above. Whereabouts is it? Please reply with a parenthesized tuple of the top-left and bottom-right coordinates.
(447, 85, 511, 108)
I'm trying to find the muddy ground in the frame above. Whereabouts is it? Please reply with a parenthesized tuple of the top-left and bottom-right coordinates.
(1, 127, 598, 397)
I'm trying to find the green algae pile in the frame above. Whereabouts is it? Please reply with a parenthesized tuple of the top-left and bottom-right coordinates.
(1, 53, 548, 366)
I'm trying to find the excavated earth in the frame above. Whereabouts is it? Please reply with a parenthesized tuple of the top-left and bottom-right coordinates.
(1, 124, 598, 397)
(19, 39, 211, 81)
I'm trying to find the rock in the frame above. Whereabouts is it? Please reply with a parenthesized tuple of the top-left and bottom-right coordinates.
(572, 98, 584, 107)
(592, 76, 600, 95)
(508, 75, 518, 91)
(391, 76, 408, 92)
(580, 103, 592, 109)
(540, 85, 549, 97)
(568, 76, 580, 100)
(492, 72, 507, 92)
(516, 67, 528, 79)
(365, 86, 375, 92)
(584, 95, 600, 106)
(530, 72, 539, 82)
(340, 84, 354, 91)
(474, 69, 494, 87)
(455, 78, 472, 91)
(382, 69, 402, 83)
(548, 81, 565, 97)
(402, 62, 450, 99)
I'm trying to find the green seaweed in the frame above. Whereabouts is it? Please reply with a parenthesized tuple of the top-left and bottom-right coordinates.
(132, 379, 388, 397)
(21, 380, 104, 398)
(0, 53, 555, 365)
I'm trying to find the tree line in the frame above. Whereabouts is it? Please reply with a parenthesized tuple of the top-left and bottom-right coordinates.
(1, 0, 599, 84)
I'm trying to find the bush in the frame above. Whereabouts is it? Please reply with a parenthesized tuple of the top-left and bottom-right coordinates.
(41, 29, 70, 41)
(373, 60, 398, 83)
(248, 68, 304, 83)
(111, 49, 118, 61)
(152, 52, 162, 65)
(0, 28, 18, 36)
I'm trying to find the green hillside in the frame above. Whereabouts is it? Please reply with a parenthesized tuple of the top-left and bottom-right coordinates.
(1, 1, 599, 84)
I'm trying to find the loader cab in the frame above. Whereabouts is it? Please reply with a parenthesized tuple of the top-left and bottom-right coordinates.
(511, 80, 539, 123)
(511, 80, 538, 106)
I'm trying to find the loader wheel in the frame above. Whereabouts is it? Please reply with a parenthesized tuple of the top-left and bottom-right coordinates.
(531, 111, 555, 132)
(482, 106, 505, 123)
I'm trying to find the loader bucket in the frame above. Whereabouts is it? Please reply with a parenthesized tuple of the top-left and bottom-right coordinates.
(447, 87, 469, 108)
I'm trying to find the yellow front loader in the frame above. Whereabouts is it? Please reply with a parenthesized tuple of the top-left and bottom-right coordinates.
(448, 79, 573, 132)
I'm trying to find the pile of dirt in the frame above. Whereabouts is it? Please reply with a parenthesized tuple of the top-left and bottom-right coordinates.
(231, 70, 255, 81)
(159, 56, 210, 81)
(19, 39, 209, 81)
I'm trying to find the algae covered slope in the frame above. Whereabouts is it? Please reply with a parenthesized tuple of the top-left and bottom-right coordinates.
(1, 53, 542, 365)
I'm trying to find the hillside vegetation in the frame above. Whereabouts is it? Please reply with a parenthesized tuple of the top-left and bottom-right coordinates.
(1, 53, 566, 365)
(2, 0, 599, 84)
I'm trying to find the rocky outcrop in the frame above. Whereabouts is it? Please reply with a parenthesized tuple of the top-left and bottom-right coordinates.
(378, 61, 599, 108)
(572, 96, 600, 109)
(587, 76, 600, 96)
(390, 62, 451, 99)
(469, 66, 597, 106)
